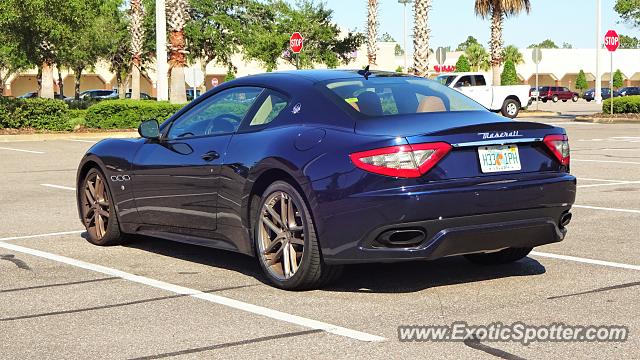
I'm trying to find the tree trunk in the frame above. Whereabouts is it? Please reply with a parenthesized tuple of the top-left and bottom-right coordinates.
(169, 30, 187, 104)
(490, 10, 504, 86)
(40, 61, 55, 99)
(413, 0, 432, 77)
(57, 64, 64, 98)
(131, 59, 141, 100)
(74, 66, 83, 100)
(367, 0, 378, 66)
(170, 66, 187, 104)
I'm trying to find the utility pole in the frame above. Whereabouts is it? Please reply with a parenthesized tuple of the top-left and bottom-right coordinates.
(398, 0, 413, 72)
(156, 0, 168, 101)
(595, 0, 602, 104)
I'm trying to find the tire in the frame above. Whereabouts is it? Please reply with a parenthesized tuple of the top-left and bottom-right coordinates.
(464, 247, 533, 265)
(79, 168, 124, 246)
(542, 99, 547, 103)
(562, 99, 568, 102)
(500, 98, 520, 119)
(572, 95, 579, 102)
(586, 99, 592, 102)
(552, 95, 559, 103)
(253, 181, 341, 290)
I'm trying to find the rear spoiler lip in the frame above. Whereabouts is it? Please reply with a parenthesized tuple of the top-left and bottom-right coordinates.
(451, 137, 543, 148)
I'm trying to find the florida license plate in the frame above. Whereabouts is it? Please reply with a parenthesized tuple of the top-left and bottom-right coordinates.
(478, 145, 521, 173)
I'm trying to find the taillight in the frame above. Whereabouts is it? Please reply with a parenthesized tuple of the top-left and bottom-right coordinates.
(349, 142, 452, 178)
(543, 134, 570, 166)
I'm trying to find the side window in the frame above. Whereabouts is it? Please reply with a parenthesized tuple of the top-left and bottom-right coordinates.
(473, 75, 487, 86)
(167, 87, 263, 139)
(248, 91, 289, 127)
(455, 76, 472, 88)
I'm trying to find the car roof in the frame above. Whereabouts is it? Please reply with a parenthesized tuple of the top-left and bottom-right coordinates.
(243, 69, 411, 83)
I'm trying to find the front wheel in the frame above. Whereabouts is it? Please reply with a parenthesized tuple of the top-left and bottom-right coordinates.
(80, 168, 124, 246)
(501, 99, 520, 119)
(464, 247, 533, 265)
(552, 95, 559, 103)
(572, 95, 579, 102)
(253, 181, 341, 290)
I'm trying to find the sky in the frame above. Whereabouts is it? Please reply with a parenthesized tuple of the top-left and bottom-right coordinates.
(321, 0, 640, 51)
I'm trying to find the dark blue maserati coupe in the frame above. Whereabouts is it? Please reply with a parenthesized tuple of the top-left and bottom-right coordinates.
(76, 70, 576, 290)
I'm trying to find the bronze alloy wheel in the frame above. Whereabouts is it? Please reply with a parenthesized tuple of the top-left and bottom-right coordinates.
(82, 171, 111, 240)
(257, 191, 305, 281)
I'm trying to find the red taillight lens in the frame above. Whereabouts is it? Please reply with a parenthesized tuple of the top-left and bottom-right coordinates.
(543, 134, 570, 166)
(349, 142, 452, 178)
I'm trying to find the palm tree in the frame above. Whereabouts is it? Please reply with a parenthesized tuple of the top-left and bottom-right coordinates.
(475, 0, 531, 85)
(413, 0, 432, 77)
(367, 0, 378, 66)
(465, 43, 490, 71)
(502, 44, 524, 65)
(129, 0, 145, 100)
(166, 0, 189, 104)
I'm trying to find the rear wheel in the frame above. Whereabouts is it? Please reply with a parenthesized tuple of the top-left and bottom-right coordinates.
(464, 247, 532, 265)
(586, 99, 592, 102)
(80, 168, 124, 246)
(253, 181, 341, 290)
(501, 99, 520, 118)
(552, 95, 559, 103)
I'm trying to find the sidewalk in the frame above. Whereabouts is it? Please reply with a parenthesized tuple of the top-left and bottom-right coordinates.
(0, 131, 138, 142)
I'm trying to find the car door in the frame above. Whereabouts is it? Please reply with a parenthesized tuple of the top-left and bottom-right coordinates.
(131, 86, 264, 232)
(471, 75, 492, 108)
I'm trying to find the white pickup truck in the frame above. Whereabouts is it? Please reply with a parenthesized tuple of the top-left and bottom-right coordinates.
(436, 72, 530, 118)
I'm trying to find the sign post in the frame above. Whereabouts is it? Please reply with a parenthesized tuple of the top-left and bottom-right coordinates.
(604, 30, 619, 115)
(290, 32, 304, 69)
(185, 65, 204, 100)
(532, 48, 543, 111)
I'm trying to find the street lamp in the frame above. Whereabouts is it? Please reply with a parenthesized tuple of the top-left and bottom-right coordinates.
(398, 0, 413, 72)
(156, 0, 168, 101)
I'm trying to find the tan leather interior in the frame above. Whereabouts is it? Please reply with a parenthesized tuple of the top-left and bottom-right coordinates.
(350, 102, 360, 112)
(417, 96, 446, 113)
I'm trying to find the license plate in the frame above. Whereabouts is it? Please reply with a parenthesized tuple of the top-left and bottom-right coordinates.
(478, 145, 521, 173)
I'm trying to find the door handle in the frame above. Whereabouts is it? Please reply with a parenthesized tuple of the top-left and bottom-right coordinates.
(201, 151, 220, 162)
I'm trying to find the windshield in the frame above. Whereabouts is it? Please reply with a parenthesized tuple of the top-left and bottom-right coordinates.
(323, 77, 485, 117)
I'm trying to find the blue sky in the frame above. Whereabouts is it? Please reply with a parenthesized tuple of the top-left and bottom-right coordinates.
(321, 0, 640, 50)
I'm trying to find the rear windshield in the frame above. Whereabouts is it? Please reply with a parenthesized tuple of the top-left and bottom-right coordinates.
(323, 77, 485, 117)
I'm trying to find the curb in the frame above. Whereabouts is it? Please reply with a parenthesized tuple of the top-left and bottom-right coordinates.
(574, 116, 640, 124)
(0, 131, 138, 142)
(518, 111, 560, 118)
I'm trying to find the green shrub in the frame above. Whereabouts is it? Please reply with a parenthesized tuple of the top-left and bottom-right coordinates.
(602, 96, 640, 114)
(85, 100, 185, 129)
(500, 60, 519, 86)
(67, 109, 87, 130)
(10, 99, 70, 130)
(67, 99, 99, 110)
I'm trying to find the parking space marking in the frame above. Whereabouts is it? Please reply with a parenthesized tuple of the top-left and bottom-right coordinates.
(572, 159, 640, 165)
(0, 230, 84, 242)
(0, 240, 386, 342)
(577, 181, 640, 188)
(0, 146, 44, 154)
(67, 139, 98, 143)
(40, 184, 76, 191)
(531, 251, 640, 271)
(573, 205, 640, 214)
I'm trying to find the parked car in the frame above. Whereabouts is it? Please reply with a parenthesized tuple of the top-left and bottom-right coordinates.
(186, 89, 202, 101)
(436, 72, 530, 118)
(618, 87, 640, 97)
(103, 92, 156, 100)
(76, 69, 575, 290)
(583, 88, 620, 102)
(65, 89, 116, 102)
(538, 86, 579, 103)
(17, 92, 65, 100)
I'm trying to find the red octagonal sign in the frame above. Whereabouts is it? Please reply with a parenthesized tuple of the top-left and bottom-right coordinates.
(290, 32, 304, 54)
(604, 30, 619, 52)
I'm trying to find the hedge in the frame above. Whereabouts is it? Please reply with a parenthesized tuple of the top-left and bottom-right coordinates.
(0, 98, 77, 131)
(85, 100, 185, 129)
(602, 96, 640, 114)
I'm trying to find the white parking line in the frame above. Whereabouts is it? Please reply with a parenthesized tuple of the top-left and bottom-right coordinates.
(41, 184, 76, 191)
(67, 139, 98, 143)
(531, 251, 640, 271)
(572, 159, 640, 165)
(0, 146, 44, 154)
(0, 230, 84, 242)
(573, 205, 640, 214)
(577, 181, 640, 188)
(0, 241, 385, 342)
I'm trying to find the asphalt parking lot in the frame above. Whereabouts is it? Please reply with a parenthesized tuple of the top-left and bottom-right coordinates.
(1, 117, 639, 359)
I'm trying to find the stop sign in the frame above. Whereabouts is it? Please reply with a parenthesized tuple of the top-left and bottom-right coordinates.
(211, 77, 219, 87)
(290, 32, 304, 54)
(604, 30, 619, 52)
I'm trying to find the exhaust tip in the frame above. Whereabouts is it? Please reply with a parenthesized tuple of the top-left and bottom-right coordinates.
(376, 228, 426, 248)
(560, 212, 572, 227)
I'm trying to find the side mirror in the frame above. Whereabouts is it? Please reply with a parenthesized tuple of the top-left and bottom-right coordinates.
(138, 119, 160, 140)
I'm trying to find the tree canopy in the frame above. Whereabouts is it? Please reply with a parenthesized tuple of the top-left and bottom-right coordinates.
(615, 0, 640, 27)
(456, 36, 481, 52)
(576, 70, 588, 92)
(528, 39, 559, 49)
(502, 45, 523, 64)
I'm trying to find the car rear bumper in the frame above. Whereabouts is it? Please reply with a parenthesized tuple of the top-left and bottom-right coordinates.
(323, 206, 570, 264)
